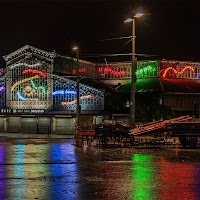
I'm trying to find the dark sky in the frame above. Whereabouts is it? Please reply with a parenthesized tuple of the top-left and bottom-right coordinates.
(0, 0, 200, 65)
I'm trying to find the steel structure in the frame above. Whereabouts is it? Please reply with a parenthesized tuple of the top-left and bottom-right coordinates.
(52, 74, 104, 111)
(1, 45, 105, 112)
(4, 45, 54, 110)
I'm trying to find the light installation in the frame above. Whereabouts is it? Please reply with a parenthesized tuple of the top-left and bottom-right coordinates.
(11, 75, 39, 91)
(17, 91, 26, 101)
(22, 69, 47, 77)
(98, 67, 125, 76)
(0, 86, 6, 92)
(72, 68, 85, 74)
(10, 62, 42, 69)
(162, 66, 195, 78)
(5, 45, 53, 110)
(135, 66, 156, 75)
(61, 94, 93, 106)
(30, 80, 47, 93)
(52, 90, 77, 96)
(23, 86, 35, 98)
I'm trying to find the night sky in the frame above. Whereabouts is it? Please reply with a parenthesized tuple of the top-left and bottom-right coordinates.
(0, 0, 200, 66)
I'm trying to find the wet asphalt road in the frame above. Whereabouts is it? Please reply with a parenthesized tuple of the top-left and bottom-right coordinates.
(0, 139, 200, 200)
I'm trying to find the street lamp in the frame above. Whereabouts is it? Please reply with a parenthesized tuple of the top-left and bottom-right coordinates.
(73, 46, 80, 130)
(124, 12, 143, 127)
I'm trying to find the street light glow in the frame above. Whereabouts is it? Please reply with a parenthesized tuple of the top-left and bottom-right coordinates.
(134, 13, 144, 18)
(72, 46, 78, 51)
(124, 18, 133, 23)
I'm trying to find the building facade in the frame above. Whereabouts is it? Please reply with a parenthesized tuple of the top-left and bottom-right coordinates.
(1, 45, 200, 132)
(0, 45, 105, 114)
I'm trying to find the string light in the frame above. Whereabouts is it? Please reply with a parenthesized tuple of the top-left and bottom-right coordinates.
(11, 75, 39, 91)
(135, 65, 156, 75)
(162, 66, 195, 78)
(10, 63, 42, 69)
(61, 94, 93, 106)
(72, 68, 86, 74)
(52, 90, 77, 96)
(98, 67, 125, 76)
(17, 91, 26, 101)
(30, 80, 47, 93)
(22, 69, 47, 77)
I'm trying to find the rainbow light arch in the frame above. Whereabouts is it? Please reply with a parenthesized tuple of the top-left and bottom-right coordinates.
(11, 75, 39, 91)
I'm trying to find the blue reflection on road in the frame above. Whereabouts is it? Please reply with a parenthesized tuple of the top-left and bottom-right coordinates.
(50, 143, 79, 200)
(14, 145, 26, 200)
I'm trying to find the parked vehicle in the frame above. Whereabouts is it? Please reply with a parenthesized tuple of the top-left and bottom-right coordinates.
(166, 122, 200, 148)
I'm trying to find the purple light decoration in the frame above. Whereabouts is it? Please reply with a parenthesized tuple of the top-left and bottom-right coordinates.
(0, 86, 5, 92)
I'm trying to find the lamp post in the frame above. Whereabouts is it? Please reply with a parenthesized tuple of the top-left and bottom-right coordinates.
(72, 46, 80, 130)
(124, 13, 144, 127)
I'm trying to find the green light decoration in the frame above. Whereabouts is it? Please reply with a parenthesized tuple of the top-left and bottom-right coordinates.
(131, 154, 156, 199)
(30, 80, 47, 93)
(135, 66, 156, 75)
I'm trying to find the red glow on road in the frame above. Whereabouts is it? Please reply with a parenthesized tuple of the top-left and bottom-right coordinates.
(159, 159, 197, 199)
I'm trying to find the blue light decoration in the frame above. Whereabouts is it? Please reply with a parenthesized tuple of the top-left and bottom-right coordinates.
(52, 90, 77, 96)
(17, 91, 26, 101)
(0, 86, 6, 92)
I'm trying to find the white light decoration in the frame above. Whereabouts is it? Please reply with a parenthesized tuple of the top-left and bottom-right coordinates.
(23, 86, 35, 98)
(9, 62, 42, 69)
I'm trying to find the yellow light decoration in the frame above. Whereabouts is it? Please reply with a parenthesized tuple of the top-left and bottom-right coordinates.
(11, 75, 39, 91)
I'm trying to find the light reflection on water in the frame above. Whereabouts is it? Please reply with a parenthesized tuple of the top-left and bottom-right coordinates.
(0, 142, 200, 199)
(132, 154, 156, 200)
(13, 145, 26, 200)
(24, 144, 50, 199)
(0, 146, 6, 199)
(160, 159, 197, 200)
(50, 143, 79, 200)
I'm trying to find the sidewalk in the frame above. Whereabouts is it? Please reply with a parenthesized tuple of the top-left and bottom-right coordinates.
(0, 132, 75, 139)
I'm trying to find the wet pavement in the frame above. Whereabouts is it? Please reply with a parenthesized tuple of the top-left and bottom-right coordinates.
(0, 138, 200, 200)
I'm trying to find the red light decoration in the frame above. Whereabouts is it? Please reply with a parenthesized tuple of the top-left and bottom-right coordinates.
(98, 67, 125, 76)
(162, 66, 195, 78)
(22, 69, 47, 77)
(72, 68, 86, 74)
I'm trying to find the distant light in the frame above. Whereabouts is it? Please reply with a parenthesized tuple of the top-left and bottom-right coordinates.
(72, 46, 78, 51)
(124, 18, 133, 23)
(134, 13, 144, 18)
